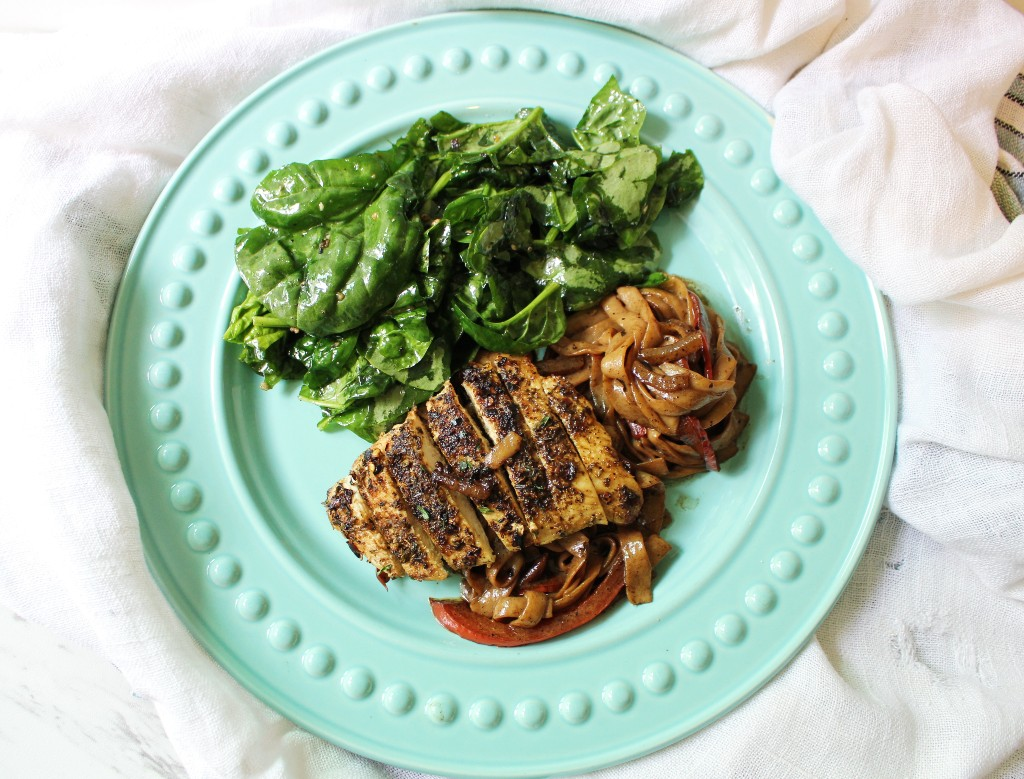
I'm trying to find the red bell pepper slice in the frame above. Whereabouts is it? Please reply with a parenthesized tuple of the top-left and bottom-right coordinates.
(680, 414, 719, 472)
(628, 421, 648, 439)
(429, 557, 625, 647)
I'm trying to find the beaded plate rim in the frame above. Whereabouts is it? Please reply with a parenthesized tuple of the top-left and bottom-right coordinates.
(106, 10, 896, 777)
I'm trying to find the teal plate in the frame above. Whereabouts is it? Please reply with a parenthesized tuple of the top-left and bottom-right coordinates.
(106, 11, 896, 778)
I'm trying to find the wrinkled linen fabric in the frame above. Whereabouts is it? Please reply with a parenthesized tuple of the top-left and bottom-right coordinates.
(1, 1, 1023, 777)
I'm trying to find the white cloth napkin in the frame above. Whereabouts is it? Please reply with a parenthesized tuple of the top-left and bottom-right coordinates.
(2, 1, 1023, 777)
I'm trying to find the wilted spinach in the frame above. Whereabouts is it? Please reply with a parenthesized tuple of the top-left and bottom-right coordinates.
(224, 77, 704, 441)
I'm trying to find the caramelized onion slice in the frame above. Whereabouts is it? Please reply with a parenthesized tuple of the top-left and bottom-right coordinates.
(487, 550, 524, 589)
(688, 291, 714, 380)
(431, 466, 491, 501)
(632, 360, 692, 392)
(638, 328, 703, 364)
(484, 431, 521, 470)
(518, 552, 549, 588)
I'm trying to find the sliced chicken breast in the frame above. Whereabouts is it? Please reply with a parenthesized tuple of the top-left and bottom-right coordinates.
(483, 353, 608, 543)
(424, 382, 529, 552)
(541, 374, 642, 524)
(385, 410, 495, 571)
(352, 445, 448, 581)
(456, 362, 549, 543)
(325, 475, 406, 578)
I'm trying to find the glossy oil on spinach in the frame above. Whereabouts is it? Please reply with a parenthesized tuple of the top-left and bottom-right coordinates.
(224, 77, 703, 441)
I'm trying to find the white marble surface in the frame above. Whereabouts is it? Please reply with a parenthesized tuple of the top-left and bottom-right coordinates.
(0, 603, 185, 779)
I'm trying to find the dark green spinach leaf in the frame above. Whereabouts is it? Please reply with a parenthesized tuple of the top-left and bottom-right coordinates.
(251, 118, 432, 229)
(225, 78, 704, 438)
(527, 238, 664, 312)
(290, 332, 359, 391)
(299, 354, 393, 412)
(571, 145, 659, 244)
(319, 384, 434, 441)
(362, 305, 434, 377)
(572, 76, 646, 150)
(453, 282, 566, 353)
(223, 292, 305, 388)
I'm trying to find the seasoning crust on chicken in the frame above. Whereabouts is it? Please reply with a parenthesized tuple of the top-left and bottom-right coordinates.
(424, 382, 529, 552)
(327, 353, 647, 581)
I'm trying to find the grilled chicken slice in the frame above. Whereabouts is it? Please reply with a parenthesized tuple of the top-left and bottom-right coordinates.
(456, 362, 549, 543)
(424, 382, 529, 552)
(331, 354, 659, 583)
(385, 410, 495, 572)
(541, 374, 643, 525)
(326, 475, 406, 579)
(352, 445, 448, 581)
(484, 353, 608, 543)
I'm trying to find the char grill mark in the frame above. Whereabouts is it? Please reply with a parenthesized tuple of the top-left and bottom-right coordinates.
(541, 374, 643, 524)
(424, 382, 528, 552)
(456, 362, 550, 543)
(385, 410, 494, 571)
(328, 355, 654, 583)
(351, 446, 448, 581)
(484, 353, 608, 543)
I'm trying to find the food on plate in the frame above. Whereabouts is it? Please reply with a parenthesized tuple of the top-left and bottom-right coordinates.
(327, 352, 646, 580)
(429, 550, 629, 647)
(224, 77, 704, 441)
(539, 276, 755, 478)
(326, 351, 679, 645)
(224, 75, 756, 643)
(323, 268, 759, 645)
(423, 381, 530, 552)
